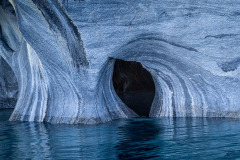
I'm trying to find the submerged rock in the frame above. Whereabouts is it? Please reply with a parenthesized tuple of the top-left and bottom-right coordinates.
(0, 0, 240, 124)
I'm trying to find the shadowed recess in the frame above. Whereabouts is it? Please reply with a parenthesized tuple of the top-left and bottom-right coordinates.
(112, 59, 155, 117)
(0, 57, 18, 109)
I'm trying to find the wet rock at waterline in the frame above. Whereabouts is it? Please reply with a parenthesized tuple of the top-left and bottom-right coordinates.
(1, 0, 240, 124)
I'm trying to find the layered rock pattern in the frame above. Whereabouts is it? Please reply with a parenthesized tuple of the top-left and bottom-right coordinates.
(0, 0, 240, 124)
(0, 57, 18, 108)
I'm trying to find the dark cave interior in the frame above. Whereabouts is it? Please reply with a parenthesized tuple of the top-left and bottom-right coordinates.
(112, 59, 155, 117)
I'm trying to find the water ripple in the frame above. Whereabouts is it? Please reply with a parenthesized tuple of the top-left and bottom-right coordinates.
(1, 110, 240, 159)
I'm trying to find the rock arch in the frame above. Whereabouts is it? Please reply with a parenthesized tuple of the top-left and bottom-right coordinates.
(105, 34, 240, 118)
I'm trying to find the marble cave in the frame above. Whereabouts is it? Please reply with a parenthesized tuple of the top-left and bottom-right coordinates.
(1, 0, 240, 124)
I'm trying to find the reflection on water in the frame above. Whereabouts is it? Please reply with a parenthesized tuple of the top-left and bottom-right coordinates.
(1, 110, 240, 159)
(115, 119, 162, 159)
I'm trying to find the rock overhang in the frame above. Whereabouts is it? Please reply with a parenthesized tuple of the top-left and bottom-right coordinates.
(0, 0, 240, 124)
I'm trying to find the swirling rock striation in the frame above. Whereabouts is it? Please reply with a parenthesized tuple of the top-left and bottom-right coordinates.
(0, 57, 18, 108)
(0, 0, 240, 124)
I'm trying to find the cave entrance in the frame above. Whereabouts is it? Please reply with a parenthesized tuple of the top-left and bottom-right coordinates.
(112, 59, 155, 117)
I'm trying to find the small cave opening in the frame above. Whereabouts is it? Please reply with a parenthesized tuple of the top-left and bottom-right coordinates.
(112, 59, 155, 117)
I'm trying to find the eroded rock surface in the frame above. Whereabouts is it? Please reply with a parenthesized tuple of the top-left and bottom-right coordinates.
(1, 0, 240, 124)
(0, 57, 18, 108)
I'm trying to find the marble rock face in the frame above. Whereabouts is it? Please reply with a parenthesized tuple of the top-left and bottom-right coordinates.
(0, 0, 240, 124)
(0, 57, 18, 108)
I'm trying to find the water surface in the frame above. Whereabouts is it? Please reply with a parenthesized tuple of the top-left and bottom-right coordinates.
(1, 109, 240, 159)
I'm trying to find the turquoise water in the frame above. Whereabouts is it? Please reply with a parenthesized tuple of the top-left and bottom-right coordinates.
(1, 109, 240, 160)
